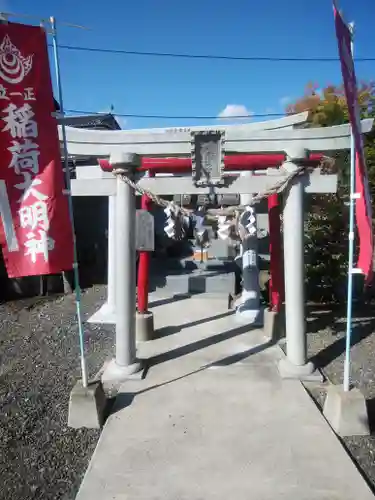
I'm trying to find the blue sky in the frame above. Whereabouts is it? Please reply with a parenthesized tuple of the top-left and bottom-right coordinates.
(1, 0, 375, 129)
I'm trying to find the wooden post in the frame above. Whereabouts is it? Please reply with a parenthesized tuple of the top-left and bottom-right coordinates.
(137, 171, 154, 313)
(268, 193, 283, 312)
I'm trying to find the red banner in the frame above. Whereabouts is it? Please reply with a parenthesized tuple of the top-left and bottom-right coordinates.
(333, 3, 374, 284)
(0, 22, 73, 278)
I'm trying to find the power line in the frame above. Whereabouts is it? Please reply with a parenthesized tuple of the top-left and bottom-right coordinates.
(0, 11, 90, 29)
(64, 109, 286, 120)
(52, 43, 375, 62)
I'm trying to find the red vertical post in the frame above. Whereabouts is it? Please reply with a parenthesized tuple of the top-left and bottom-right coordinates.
(137, 171, 154, 314)
(268, 193, 284, 312)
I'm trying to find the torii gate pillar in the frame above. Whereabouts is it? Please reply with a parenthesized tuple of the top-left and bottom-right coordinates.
(278, 148, 318, 380)
(101, 152, 142, 386)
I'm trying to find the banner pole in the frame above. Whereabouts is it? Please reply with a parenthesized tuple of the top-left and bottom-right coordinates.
(49, 16, 89, 389)
(343, 21, 356, 393)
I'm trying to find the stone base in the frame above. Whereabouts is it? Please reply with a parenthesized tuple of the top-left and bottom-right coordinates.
(68, 380, 107, 429)
(278, 358, 323, 382)
(235, 305, 264, 327)
(136, 311, 154, 342)
(323, 385, 370, 437)
(263, 307, 285, 342)
(87, 301, 116, 325)
(263, 308, 276, 341)
(101, 358, 143, 393)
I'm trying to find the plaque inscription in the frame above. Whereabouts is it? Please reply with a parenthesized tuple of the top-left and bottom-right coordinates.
(135, 209, 155, 251)
(191, 130, 225, 185)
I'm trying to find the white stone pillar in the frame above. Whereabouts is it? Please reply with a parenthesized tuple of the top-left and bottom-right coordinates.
(115, 173, 136, 367)
(278, 148, 317, 380)
(107, 195, 117, 314)
(87, 195, 116, 324)
(102, 153, 141, 386)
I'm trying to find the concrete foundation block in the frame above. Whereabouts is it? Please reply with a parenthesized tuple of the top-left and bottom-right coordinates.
(101, 358, 143, 394)
(323, 385, 370, 437)
(263, 307, 285, 342)
(68, 380, 107, 429)
(278, 358, 323, 382)
(136, 311, 155, 342)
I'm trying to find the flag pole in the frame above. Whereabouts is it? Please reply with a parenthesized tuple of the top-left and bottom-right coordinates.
(49, 16, 89, 389)
(343, 21, 356, 393)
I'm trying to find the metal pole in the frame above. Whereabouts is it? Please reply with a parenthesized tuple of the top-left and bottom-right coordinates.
(282, 170, 306, 366)
(343, 22, 356, 393)
(115, 173, 137, 366)
(107, 195, 116, 314)
(50, 17, 88, 388)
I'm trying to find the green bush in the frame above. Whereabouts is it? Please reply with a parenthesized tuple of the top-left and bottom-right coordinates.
(287, 83, 375, 303)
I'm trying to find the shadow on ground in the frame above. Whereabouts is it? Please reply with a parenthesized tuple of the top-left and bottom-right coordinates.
(365, 398, 375, 434)
(111, 315, 275, 416)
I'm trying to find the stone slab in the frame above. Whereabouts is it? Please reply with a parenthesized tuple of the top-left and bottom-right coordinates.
(68, 380, 107, 429)
(323, 385, 370, 437)
(76, 295, 374, 500)
(151, 270, 236, 295)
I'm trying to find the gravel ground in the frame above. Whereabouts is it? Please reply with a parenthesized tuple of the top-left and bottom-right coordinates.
(305, 302, 375, 493)
(0, 285, 114, 500)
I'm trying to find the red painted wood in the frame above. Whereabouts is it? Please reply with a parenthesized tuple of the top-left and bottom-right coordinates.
(268, 194, 284, 312)
(139, 153, 323, 173)
(137, 171, 155, 313)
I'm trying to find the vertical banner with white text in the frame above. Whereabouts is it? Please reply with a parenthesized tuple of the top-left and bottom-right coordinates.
(0, 22, 73, 277)
(333, 4, 374, 284)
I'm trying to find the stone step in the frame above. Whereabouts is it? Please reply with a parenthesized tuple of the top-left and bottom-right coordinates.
(151, 257, 237, 272)
(150, 269, 237, 295)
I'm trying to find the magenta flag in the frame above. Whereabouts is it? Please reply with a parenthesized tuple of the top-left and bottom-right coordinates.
(333, 2, 373, 284)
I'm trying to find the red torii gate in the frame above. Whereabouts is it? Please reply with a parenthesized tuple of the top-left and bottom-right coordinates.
(136, 152, 324, 315)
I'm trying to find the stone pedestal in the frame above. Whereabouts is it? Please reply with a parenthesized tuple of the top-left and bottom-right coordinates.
(68, 380, 107, 429)
(101, 359, 142, 393)
(136, 311, 155, 342)
(323, 385, 370, 437)
(278, 358, 323, 382)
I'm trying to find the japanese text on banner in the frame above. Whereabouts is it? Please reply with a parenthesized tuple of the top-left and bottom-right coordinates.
(1, 85, 55, 264)
(0, 24, 73, 278)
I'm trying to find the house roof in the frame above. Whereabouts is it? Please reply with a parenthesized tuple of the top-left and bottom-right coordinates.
(54, 98, 122, 130)
(60, 113, 122, 131)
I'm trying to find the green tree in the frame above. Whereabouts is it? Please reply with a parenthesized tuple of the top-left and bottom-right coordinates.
(286, 82, 375, 302)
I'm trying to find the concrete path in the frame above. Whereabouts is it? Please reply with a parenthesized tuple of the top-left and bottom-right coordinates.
(76, 294, 374, 500)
